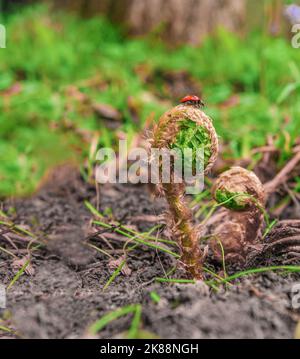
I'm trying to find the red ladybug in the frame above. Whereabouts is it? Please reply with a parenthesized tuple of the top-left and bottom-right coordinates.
(180, 95, 204, 108)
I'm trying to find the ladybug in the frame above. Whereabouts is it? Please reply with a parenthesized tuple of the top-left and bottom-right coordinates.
(180, 95, 204, 108)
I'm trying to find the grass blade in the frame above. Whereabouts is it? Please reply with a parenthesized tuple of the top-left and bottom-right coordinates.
(85, 200, 104, 219)
(150, 291, 161, 304)
(0, 325, 14, 334)
(209, 265, 300, 286)
(87, 243, 113, 259)
(93, 221, 179, 258)
(0, 210, 8, 218)
(103, 259, 126, 291)
(0, 245, 17, 259)
(7, 259, 30, 291)
(127, 304, 142, 339)
(88, 304, 139, 335)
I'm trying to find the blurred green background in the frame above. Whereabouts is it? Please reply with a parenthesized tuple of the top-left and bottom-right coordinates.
(0, 0, 299, 197)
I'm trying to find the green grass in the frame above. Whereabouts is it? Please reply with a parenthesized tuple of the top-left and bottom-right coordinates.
(127, 304, 142, 339)
(85, 200, 174, 245)
(84, 200, 104, 219)
(93, 220, 180, 258)
(206, 265, 300, 287)
(88, 304, 142, 337)
(155, 265, 300, 289)
(150, 291, 161, 304)
(0, 325, 14, 334)
(0, 219, 36, 238)
(0, 5, 299, 197)
(103, 258, 126, 291)
(7, 258, 30, 290)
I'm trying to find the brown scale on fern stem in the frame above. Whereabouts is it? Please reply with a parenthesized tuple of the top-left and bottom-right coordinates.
(209, 167, 266, 265)
(151, 103, 219, 279)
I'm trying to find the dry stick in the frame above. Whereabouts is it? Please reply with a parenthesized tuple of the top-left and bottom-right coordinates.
(1, 234, 18, 251)
(265, 236, 300, 249)
(264, 151, 300, 195)
(283, 255, 300, 265)
(130, 214, 164, 223)
(276, 219, 300, 226)
(281, 247, 300, 253)
(284, 183, 300, 214)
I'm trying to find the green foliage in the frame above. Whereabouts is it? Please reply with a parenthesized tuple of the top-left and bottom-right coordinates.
(215, 189, 248, 211)
(0, 5, 299, 196)
(171, 119, 211, 173)
(294, 177, 300, 193)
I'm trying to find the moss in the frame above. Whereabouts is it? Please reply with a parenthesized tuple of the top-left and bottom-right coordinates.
(215, 189, 249, 211)
(170, 119, 212, 174)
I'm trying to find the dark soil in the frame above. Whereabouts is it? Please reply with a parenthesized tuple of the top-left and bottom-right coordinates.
(0, 166, 299, 339)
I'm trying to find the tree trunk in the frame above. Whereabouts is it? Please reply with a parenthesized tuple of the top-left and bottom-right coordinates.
(116, 0, 247, 44)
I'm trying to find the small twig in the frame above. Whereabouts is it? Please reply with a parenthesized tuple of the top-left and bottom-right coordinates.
(98, 235, 115, 251)
(264, 151, 300, 194)
(274, 219, 300, 227)
(251, 145, 278, 155)
(284, 183, 300, 213)
(0, 227, 12, 236)
(130, 215, 164, 223)
(86, 243, 114, 259)
(265, 236, 300, 250)
(0, 245, 17, 258)
(0, 234, 18, 250)
(85, 223, 124, 241)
